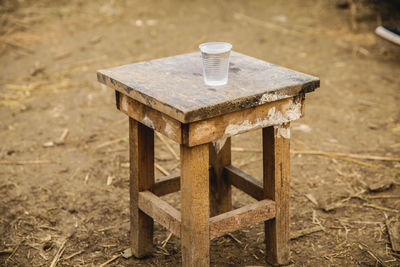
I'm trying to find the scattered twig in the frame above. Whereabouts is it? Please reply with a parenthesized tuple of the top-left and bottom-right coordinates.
(63, 250, 84, 260)
(233, 12, 303, 37)
(39, 252, 48, 260)
(4, 39, 34, 53)
(155, 162, 171, 176)
(95, 137, 127, 150)
(322, 189, 366, 212)
(305, 193, 318, 206)
(358, 243, 387, 267)
(103, 148, 126, 153)
(97, 226, 115, 232)
(122, 161, 173, 176)
(349, 0, 358, 31)
(312, 210, 326, 232)
(155, 132, 179, 160)
(292, 150, 399, 162)
(161, 232, 173, 248)
(290, 226, 323, 240)
(367, 195, 400, 199)
(168, 162, 180, 172)
(339, 219, 382, 225)
(0, 160, 52, 165)
(6, 243, 20, 263)
(111, 117, 127, 126)
(53, 51, 71, 60)
(106, 176, 114, 186)
(232, 147, 398, 163)
(293, 151, 382, 168)
(364, 204, 400, 213)
(227, 233, 242, 245)
(98, 254, 120, 267)
(236, 157, 262, 168)
(232, 147, 262, 153)
(56, 128, 69, 145)
(49, 240, 66, 267)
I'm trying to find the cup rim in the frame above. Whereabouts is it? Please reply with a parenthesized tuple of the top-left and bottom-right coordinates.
(199, 42, 232, 54)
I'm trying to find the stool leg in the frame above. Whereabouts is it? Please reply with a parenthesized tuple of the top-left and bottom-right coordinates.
(129, 118, 154, 257)
(209, 137, 232, 217)
(262, 124, 290, 265)
(181, 143, 210, 267)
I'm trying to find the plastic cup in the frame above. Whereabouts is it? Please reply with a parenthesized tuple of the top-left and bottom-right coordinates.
(199, 42, 232, 86)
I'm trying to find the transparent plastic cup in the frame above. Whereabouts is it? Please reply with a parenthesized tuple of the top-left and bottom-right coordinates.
(199, 42, 232, 86)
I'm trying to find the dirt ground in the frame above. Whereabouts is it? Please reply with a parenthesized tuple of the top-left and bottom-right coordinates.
(1, 0, 400, 266)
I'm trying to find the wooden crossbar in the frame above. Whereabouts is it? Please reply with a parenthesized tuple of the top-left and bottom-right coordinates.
(153, 173, 180, 196)
(138, 191, 181, 237)
(152, 168, 215, 196)
(225, 165, 264, 200)
(209, 199, 276, 240)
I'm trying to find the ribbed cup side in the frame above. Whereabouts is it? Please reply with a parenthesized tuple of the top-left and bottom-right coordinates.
(201, 51, 230, 86)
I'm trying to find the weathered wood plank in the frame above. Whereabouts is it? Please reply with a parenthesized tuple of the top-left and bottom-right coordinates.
(98, 52, 319, 123)
(180, 143, 210, 266)
(138, 191, 181, 237)
(188, 95, 304, 146)
(153, 173, 180, 196)
(209, 199, 276, 240)
(117, 92, 182, 143)
(263, 124, 291, 265)
(209, 137, 232, 216)
(129, 119, 154, 258)
(225, 165, 264, 201)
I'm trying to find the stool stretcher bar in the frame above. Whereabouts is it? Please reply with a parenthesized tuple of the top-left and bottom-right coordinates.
(138, 191, 181, 237)
(225, 165, 264, 201)
(153, 173, 180, 196)
(209, 199, 276, 240)
(138, 190, 276, 241)
(152, 164, 266, 202)
(153, 165, 265, 201)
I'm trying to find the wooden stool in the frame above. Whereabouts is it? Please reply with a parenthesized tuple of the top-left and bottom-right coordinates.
(97, 52, 319, 266)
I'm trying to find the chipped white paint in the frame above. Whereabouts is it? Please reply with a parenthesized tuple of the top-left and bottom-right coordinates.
(121, 95, 128, 112)
(224, 100, 301, 137)
(258, 93, 290, 105)
(259, 93, 279, 104)
(164, 123, 173, 136)
(284, 101, 302, 121)
(275, 126, 290, 139)
(142, 115, 155, 129)
(212, 137, 227, 153)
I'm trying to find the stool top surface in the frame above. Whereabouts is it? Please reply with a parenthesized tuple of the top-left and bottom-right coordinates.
(97, 51, 319, 123)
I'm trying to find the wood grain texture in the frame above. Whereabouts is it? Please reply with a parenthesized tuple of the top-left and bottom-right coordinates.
(187, 95, 304, 146)
(180, 143, 210, 267)
(129, 119, 154, 258)
(209, 199, 276, 240)
(118, 92, 182, 143)
(225, 165, 264, 201)
(153, 173, 180, 196)
(263, 124, 291, 265)
(209, 137, 232, 217)
(98, 51, 319, 123)
(138, 191, 181, 237)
